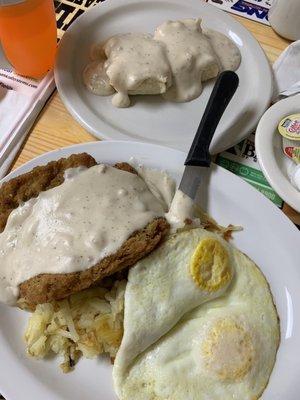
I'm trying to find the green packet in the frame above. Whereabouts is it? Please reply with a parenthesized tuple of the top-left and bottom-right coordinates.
(215, 133, 283, 208)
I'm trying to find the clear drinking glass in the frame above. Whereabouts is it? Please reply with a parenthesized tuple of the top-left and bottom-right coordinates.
(0, 0, 57, 78)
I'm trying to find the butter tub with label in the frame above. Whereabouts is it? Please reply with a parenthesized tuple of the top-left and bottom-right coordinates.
(255, 95, 300, 213)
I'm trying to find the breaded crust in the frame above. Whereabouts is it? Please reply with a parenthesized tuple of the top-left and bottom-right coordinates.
(19, 217, 168, 306)
(0, 153, 169, 307)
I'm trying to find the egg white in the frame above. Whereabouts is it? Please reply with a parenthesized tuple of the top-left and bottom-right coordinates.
(113, 228, 280, 400)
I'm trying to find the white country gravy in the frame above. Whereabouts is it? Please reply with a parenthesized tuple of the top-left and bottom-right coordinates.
(83, 18, 241, 107)
(154, 19, 219, 102)
(134, 164, 176, 209)
(83, 60, 115, 96)
(105, 33, 172, 108)
(0, 164, 194, 305)
(166, 190, 195, 225)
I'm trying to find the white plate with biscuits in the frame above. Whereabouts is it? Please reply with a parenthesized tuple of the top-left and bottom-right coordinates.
(54, 0, 272, 154)
(0, 141, 299, 400)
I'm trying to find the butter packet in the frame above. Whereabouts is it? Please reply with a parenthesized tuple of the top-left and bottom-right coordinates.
(278, 114, 300, 164)
(278, 114, 300, 141)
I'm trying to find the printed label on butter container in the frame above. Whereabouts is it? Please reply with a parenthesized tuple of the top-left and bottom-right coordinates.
(278, 114, 300, 141)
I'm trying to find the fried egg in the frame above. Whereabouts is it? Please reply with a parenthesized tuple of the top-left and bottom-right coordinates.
(113, 228, 279, 400)
(113, 228, 236, 390)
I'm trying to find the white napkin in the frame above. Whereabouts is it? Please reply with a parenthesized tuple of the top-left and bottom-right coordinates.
(0, 88, 30, 178)
(273, 40, 300, 100)
(0, 71, 55, 179)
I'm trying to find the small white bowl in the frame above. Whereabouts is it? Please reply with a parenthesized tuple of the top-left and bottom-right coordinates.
(255, 95, 300, 213)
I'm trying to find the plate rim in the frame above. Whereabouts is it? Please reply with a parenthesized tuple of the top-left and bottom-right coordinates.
(54, 0, 273, 154)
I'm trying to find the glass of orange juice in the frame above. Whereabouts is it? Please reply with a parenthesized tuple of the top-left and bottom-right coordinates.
(0, 0, 57, 78)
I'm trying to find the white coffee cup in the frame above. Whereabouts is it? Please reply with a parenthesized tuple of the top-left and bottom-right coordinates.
(268, 0, 300, 41)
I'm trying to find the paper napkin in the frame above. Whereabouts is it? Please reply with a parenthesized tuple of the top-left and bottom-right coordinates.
(0, 70, 55, 179)
(273, 40, 300, 100)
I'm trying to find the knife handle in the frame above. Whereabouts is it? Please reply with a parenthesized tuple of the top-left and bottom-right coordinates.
(185, 70, 239, 167)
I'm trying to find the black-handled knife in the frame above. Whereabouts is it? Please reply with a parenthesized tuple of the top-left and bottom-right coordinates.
(178, 71, 239, 201)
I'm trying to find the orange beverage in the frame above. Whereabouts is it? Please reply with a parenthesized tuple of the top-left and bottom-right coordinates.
(0, 0, 57, 78)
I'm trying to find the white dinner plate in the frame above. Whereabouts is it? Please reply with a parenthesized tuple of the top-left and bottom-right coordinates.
(255, 95, 300, 213)
(54, 0, 272, 154)
(0, 141, 299, 400)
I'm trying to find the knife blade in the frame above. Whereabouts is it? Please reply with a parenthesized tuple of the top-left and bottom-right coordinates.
(178, 70, 239, 201)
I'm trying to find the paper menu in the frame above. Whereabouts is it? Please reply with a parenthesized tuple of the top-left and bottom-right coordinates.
(206, 0, 274, 25)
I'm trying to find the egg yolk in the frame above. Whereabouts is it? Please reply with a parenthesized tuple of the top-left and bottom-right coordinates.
(201, 318, 254, 381)
(190, 237, 231, 292)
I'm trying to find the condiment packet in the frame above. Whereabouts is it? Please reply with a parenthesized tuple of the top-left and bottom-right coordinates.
(278, 113, 300, 191)
(278, 113, 300, 141)
(282, 137, 300, 164)
(278, 114, 300, 165)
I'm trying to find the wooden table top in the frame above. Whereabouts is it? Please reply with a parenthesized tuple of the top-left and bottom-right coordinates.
(9, 13, 299, 226)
